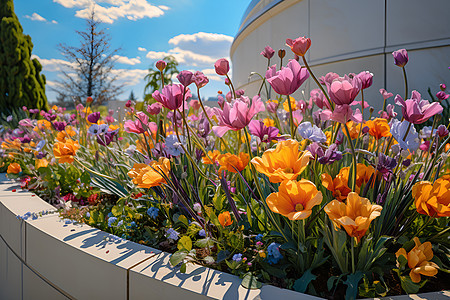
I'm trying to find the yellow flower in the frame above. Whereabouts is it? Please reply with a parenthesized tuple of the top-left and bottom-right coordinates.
(263, 118, 275, 127)
(218, 211, 233, 227)
(53, 139, 80, 163)
(324, 192, 382, 242)
(251, 139, 312, 183)
(34, 120, 52, 132)
(365, 118, 391, 140)
(35, 158, 49, 170)
(266, 179, 322, 220)
(7, 162, 21, 174)
(217, 152, 249, 174)
(1, 138, 21, 150)
(396, 237, 439, 283)
(283, 96, 297, 112)
(202, 150, 221, 165)
(127, 157, 170, 188)
(412, 175, 450, 217)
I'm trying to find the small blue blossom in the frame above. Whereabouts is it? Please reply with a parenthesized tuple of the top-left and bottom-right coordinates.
(36, 140, 46, 152)
(165, 135, 185, 156)
(130, 221, 136, 227)
(147, 207, 159, 219)
(390, 119, 420, 152)
(166, 228, 179, 241)
(232, 253, 242, 262)
(255, 234, 263, 241)
(198, 229, 206, 237)
(266, 242, 282, 265)
(107, 212, 113, 217)
(86, 212, 90, 218)
(117, 220, 124, 227)
(297, 122, 327, 143)
(108, 217, 117, 227)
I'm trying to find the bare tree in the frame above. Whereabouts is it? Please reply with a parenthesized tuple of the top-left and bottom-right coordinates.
(53, 10, 123, 106)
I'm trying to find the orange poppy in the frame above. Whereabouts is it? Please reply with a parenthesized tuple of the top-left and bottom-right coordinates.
(412, 175, 450, 217)
(396, 237, 439, 283)
(266, 179, 322, 220)
(344, 121, 361, 140)
(35, 159, 49, 170)
(53, 139, 80, 164)
(127, 157, 171, 188)
(324, 192, 382, 242)
(217, 152, 249, 173)
(321, 168, 352, 201)
(365, 118, 391, 139)
(7, 162, 21, 174)
(202, 150, 221, 165)
(251, 139, 312, 183)
(218, 211, 233, 227)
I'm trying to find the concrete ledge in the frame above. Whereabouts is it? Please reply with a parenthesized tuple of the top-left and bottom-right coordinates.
(0, 173, 447, 299)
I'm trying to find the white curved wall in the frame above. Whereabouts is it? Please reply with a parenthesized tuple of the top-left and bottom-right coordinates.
(231, 0, 450, 113)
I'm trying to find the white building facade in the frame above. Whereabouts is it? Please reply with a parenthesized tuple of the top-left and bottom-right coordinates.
(231, 0, 450, 112)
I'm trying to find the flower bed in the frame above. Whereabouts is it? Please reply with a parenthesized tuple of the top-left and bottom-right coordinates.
(1, 36, 449, 299)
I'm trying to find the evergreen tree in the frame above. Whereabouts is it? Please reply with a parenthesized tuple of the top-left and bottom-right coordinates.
(0, 0, 48, 112)
(129, 90, 137, 101)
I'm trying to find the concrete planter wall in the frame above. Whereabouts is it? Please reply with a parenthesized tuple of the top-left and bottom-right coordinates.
(0, 173, 448, 299)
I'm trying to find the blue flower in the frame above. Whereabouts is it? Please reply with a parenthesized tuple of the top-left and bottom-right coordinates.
(165, 135, 185, 156)
(108, 217, 117, 227)
(390, 119, 420, 152)
(147, 207, 159, 219)
(117, 220, 124, 227)
(232, 253, 242, 262)
(130, 221, 136, 227)
(266, 242, 282, 265)
(36, 140, 46, 152)
(86, 212, 90, 218)
(198, 229, 206, 237)
(297, 122, 327, 143)
(166, 228, 179, 241)
(255, 234, 263, 241)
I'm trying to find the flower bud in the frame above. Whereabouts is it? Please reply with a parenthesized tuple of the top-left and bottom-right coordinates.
(440, 83, 446, 91)
(155, 60, 166, 71)
(392, 49, 408, 67)
(86, 96, 94, 104)
(278, 49, 286, 59)
(214, 58, 230, 76)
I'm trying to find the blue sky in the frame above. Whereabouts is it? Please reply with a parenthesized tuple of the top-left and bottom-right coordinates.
(14, 0, 250, 103)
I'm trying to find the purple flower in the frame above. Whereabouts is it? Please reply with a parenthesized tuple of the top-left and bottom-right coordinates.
(97, 129, 118, 146)
(147, 102, 162, 115)
(390, 119, 420, 152)
(392, 49, 408, 67)
(52, 121, 67, 132)
(436, 91, 449, 101)
(44, 113, 57, 122)
(248, 120, 283, 144)
(318, 144, 343, 165)
(166, 228, 179, 241)
(297, 122, 327, 143)
(87, 112, 101, 124)
(356, 71, 373, 90)
(394, 91, 443, 124)
(376, 153, 397, 180)
(88, 124, 108, 136)
(193, 71, 209, 88)
(29, 109, 39, 114)
(260, 46, 275, 59)
(177, 70, 194, 87)
(265, 59, 309, 95)
(147, 207, 159, 219)
(232, 253, 243, 262)
(437, 125, 449, 138)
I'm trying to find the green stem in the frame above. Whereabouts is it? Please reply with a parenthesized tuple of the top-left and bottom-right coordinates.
(343, 123, 357, 191)
(302, 56, 333, 111)
(351, 237, 355, 274)
(402, 67, 408, 100)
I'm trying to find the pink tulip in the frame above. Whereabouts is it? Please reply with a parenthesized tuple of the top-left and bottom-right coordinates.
(189, 99, 201, 110)
(260, 46, 275, 59)
(152, 84, 190, 111)
(147, 102, 162, 115)
(379, 89, 393, 100)
(266, 101, 278, 114)
(285, 36, 311, 57)
(356, 71, 373, 89)
(394, 90, 443, 124)
(177, 70, 194, 87)
(156, 60, 167, 71)
(212, 95, 265, 137)
(392, 49, 408, 67)
(124, 112, 156, 134)
(330, 104, 362, 124)
(193, 71, 209, 89)
(265, 59, 309, 95)
(310, 89, 330, 109)
(214, 58, 230, 76)
(326, 75, 362, 106)
(248, 120, 284, 143)
(436, 91, 449, 101)
(318, 72, 339, 85)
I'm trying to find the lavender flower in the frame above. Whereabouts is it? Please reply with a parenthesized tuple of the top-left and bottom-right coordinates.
(390, 119, 420, 152)
(232, 253, 243, 262)
(318, 144, 343, 165)
(166, 228, 179, 241)
(297, 122, 327, 143)
(165, 135, 185, 156)
(436, 125, 449, 138)
(198, 229, 206, 237)
(108, 217, 117, 227)
(147, 207, 159, 219)
(376, 153, 397, 180)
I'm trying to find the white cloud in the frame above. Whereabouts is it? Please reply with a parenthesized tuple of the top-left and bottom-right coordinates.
(137, 47, 147, 52)
(31, 55, 73, 72)
(54, 0, 167, 24)
(201, 68, 222, 82)
(25, 13, 47, 22)
(158, 5, 169, 11)
(112, 55, 141, 65)
(145, 32, 234, 70)
(52, 20, 58, 24)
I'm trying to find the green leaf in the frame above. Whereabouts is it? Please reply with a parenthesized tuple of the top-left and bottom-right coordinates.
(293, 269, 317, 293)
(177, 236, 192, 251)
(344, 272, 363, 300)
(399, 275, 420, 294)
(177, 215, 189, 227)
(111, 205, 122, 217)
(80, 170, 91, 185)
(241, 272, 262, 289)
(169, 250, 188, 267)
(195, 237, 212, 248)
(180, 262, 187, 273)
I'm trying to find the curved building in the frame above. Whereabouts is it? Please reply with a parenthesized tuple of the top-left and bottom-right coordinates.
(231, 0, 450, 111)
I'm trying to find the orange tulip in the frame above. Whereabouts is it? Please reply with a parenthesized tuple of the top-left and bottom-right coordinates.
(412, 175, 450, 217)
(324, 192, 382, 242)
(35, 159, 49, 170)
(266, 179, 322, 220)
(396, 237, 439, 283)
(356, 163, 375, 187)
(7, 162, 21, 174)
(251, 139, 312, 183)
(127, 157, 171, 188)
(218, 211, 233, 227)
(56, 126, 76, 142)
(321, 168, 352, 201)
(263, 118, 276, 127)
(202, 150, 221, 165)
(217, 152, 249, 173)
(365, 118, 391, 139)
(53, 139, 80, 164)
(344, 121, 361, 140)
